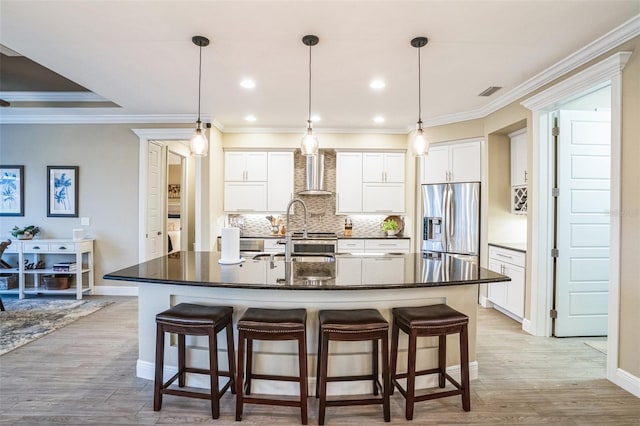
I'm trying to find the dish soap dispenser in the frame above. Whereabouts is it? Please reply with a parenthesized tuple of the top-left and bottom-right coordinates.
(344, 217, 353, 237)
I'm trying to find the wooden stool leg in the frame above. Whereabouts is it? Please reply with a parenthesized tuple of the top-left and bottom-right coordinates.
(460, 325, 471, 411)
(405, 329, 417, 421)
(0, 295, 4, 311)
(225, 320, 237, 394)
(178, 333, 186, 387)
(298, 330, 309, 425)
(209, 329, 221, 419)
(389, 320, 399, 396)
(245, 338, 253, 395)
(318, 332, 329, 426)
(372, 338, 379, 396)
(315, 324, 322, 399)
(153, 325, 165, 411)
(438, 334, 446, 388)
(235, 330, 246, 421)
(381, 330, 391, 422)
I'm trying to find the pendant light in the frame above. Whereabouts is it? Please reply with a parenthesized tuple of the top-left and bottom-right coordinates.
(189, 35, 210, 157)
(301, 35, 320, 156)
(411, 36, 429, 156)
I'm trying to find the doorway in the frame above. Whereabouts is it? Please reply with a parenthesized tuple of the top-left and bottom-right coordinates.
(167, 150, 186, 254)
(551, 87, 611, 337)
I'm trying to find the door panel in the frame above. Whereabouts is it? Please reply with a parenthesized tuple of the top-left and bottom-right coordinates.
(145, 142, 164, 260)
(555, 110, 611, 337)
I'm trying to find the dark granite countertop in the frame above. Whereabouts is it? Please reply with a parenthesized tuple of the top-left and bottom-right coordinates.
(104, 251, 509, 291)
(237, 234, 410, 240)
(489, 242, 527, 253)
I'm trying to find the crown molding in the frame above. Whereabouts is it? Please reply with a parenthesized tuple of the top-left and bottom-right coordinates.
(0, 91, 109, 102)
(221, 126, 408, 135)
(0, 114, 199, 124)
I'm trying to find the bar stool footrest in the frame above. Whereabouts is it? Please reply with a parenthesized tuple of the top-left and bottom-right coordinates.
(242, 396, 305, 407)
(248, 373, 303, 382)
(325, 397, 386, 407)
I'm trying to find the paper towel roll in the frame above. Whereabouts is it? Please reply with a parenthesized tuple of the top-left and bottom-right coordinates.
(220, 227, 240, 263)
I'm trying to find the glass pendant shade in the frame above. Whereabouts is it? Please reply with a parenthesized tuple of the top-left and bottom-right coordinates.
(301, 128, 319, 156)
(189, 121, 209, 157)
(413, 127, 429, 156)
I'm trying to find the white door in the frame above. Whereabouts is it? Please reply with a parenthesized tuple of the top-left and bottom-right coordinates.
(555, 110, 611, 337)
(145, 142, 164, 260)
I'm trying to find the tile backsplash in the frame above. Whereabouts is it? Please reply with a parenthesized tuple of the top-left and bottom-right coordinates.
(229, 150, 395, 236)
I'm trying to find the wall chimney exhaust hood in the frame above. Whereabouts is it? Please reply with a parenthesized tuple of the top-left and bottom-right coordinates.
(298, 152, 333, 195)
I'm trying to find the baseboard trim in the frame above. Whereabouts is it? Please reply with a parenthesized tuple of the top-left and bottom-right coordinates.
(522, 318, 534, 335)
(479, 295, 492, 308)
(94, 285, 138, 296)
(137, 359, 479, 396)
(612, 368, 640, 398)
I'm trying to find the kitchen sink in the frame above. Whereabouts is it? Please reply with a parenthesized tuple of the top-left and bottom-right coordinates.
(252, 253, 335, 263)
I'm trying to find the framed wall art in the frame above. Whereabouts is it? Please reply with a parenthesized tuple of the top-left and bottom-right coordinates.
(0, 165, 25, 216)
(47, 166, 79, 217)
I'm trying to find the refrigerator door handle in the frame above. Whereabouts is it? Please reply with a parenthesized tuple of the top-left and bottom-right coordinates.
(444, 184, 453, 252)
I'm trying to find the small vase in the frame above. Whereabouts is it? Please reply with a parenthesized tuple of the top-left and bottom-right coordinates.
(386, 230, 396, 236)
(17, 233, 33, 240)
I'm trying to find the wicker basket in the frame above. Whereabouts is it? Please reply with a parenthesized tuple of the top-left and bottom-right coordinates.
(43, 274, 73, 290)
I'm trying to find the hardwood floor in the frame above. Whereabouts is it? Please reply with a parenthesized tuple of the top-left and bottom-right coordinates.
(1, 296, 638, 425)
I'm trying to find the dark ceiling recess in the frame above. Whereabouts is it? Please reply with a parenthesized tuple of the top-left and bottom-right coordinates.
(0, 54, 89, 92)
(478, 86, 502, 97)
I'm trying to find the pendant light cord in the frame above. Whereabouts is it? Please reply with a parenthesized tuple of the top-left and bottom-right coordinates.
(197, 44, 203, 123)
(307, 43, 312, 125)
(417, 46, 422, 123)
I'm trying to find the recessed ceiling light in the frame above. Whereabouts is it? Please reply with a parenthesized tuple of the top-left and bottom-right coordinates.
(370, 79, 386, 90)
(373, 116, 385, 124)
(240, 79, 256, 89)
(245, 115, 256, 122)
(311, 115, 321, 122)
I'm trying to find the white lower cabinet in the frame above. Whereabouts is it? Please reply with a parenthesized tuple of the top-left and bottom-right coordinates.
(337, 238, 410, 254)
(487, 245, 525, 321)
(335, 256, 363, 285)
(335, 255, 405, 286)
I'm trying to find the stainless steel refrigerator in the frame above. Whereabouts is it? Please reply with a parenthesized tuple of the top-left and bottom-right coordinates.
(421, 182, 480, 266)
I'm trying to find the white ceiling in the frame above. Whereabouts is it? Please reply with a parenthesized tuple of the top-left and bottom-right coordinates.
(0, 1, 638, 132)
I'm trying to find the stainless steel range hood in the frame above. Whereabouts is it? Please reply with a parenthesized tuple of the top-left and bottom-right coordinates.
(298, 152, 333, 195)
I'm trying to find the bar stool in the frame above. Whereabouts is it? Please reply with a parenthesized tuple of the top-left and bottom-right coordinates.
(316, 309, 390, 425)
(390, 304, 470, 420)
(235, 308, 308, 424)
(153, 303, 236, 419)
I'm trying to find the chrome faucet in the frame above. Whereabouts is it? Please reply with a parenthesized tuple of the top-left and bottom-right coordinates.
(280, 198, 308, 262)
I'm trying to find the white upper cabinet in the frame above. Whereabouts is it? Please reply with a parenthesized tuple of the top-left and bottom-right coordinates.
(224, 151, 268, 182)
(336, 152, 363, 213)
(224, 150, 292, 213)
(362, 152, 404, 183)
(338, 151, 405, 214)
(510, 129, 528, 187)
(267, 152, 294, 212)
(421, 140, 481, 183)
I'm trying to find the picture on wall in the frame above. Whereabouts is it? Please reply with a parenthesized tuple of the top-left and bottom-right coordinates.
(0, 165, 25, 216)
(47, 166, 79, 217)
(168, 184, 180, 199)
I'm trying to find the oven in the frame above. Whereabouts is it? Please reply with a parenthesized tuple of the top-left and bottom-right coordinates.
(291, 232, 337, 255)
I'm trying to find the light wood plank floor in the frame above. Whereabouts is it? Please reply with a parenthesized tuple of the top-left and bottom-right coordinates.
(1, 296, 639, 425)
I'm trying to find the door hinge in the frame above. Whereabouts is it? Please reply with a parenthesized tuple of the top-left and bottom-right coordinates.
(550, 309, 558, 319)
(552, 187, 559, 197)
(551, 248, 559, 258)
(552, 126, 560, 136)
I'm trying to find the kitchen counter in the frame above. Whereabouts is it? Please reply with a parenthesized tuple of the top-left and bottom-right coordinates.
(489, 242, 527, 253)
(105, 252, 508, 396)
(237, 234, 411, 240)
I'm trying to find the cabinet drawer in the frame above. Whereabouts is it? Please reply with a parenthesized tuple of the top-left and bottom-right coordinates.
(263, 239, 285, 252)
(337, 239, 365, 253)
(488, 246, 525, 267)
(364, 239, 410, 253)
(50, 243, 76, 252)
(23, 243, 50, 252)
(3, 243, 18, 253)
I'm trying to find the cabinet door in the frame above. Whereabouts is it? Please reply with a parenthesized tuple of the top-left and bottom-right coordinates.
(504, 263, 525, 318)
(361, 257, 404, 285)
(384, 153, 405, 183)
(510, 132, 528, 186)
(362, 152, 385, 182)
(335, 257, 362, 285)
(245, 152, 268, 181)
(267, 152, 293, 212)
(422, 145, 450, 183)
(364, 239, 410, 253)
(450, 141, 481, 182)
(336, 152, 363, 213)
(362, 183, 404, 213)
(487, 259, 506, 306)
(224, 182, 267, 212)
(224, 152, 247, 181)
(337, 239, 365, 253)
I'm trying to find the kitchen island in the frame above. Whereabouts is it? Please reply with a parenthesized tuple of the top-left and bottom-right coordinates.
(104, 251, 508, 395)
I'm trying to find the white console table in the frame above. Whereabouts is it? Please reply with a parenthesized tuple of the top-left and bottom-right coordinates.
(1, 238, 94, 300)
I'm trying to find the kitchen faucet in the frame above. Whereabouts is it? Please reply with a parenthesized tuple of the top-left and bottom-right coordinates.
(280, 198, 308, 262)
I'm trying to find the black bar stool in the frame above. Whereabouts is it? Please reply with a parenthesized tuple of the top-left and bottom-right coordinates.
(316, 309, 390, 425)
(390, 304, 470, 420)
(235, 307, 308, 424)
(153, 303, 236, 419)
